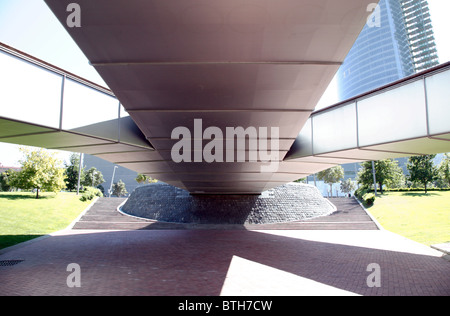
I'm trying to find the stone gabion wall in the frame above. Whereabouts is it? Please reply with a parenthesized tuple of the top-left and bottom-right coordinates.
(121, 182, 336, 225)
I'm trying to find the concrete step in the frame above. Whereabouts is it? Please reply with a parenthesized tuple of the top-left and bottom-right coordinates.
(247, 221, 380, 230)
(72, 221, 153, 230)
(78, 215, 149, 222)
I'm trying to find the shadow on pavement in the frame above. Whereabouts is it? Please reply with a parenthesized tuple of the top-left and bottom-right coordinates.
(0, 229, 449, 296)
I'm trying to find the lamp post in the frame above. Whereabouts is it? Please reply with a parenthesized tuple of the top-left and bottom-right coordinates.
(109, 166, 118, 197)
(372, 161, 378, 196)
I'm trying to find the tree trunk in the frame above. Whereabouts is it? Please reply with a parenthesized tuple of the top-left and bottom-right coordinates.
(424, 182, 427, 194)
(378, 182, 383, 194)
(35, 188, 39, 199)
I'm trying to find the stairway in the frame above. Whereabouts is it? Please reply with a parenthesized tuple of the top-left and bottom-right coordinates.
(72, 197, 153, 230)
(71, 196, 379, 231)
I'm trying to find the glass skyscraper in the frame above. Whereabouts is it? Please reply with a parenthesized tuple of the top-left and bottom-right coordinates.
(337, 0, 439, 101)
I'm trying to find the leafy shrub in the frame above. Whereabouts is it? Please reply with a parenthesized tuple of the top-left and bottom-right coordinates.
(80, 186, 103, 202)
(112, 180, 128, 197)
(362, 193, 376, 206)
(355, 187, 369, 199)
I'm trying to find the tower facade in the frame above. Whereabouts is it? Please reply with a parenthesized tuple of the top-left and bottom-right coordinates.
(401, 0, 439, 72)
(337, 0, 439, 101)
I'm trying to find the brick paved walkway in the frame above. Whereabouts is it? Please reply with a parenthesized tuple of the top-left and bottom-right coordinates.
(0, 229, 448, 296)
(1, 197, 448, 296)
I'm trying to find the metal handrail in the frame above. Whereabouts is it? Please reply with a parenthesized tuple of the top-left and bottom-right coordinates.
(313, 61, 450, 115)
(0, 41, 115, 98)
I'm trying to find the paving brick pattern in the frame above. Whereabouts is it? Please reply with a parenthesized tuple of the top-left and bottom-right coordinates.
(0, 230, 448, 296)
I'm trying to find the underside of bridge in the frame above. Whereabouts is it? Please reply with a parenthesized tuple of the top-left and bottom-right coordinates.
(42, 0, 379, 194)
(1, 1, 450, 195)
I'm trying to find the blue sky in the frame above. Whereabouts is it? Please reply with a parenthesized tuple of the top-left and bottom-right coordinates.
(0, 0, 449, 167)
(0, 0, 105, 86)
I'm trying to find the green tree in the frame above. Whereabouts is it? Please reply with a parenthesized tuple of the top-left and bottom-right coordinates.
(340, 178, 356, 197)
(357, 159, 404, 194)
(407, 155, 438, 194)
(317, 166, 344, 197)
(11, 148, 66, 199)
(112, 179, 128, 197)
(83, 167, 105, 188)
(438, 153, 450, 187)
(65, 153, 85, 192)
(0, 169, 16, 192)
(135, 173, 157, 185)
(294, 177, 307, 183)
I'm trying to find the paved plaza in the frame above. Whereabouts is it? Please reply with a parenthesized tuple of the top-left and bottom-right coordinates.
(0, 198, 449, 296)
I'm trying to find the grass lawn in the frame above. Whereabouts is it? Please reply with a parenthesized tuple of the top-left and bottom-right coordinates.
(367, 191, 450, 246)
(0, 192, 91, 250)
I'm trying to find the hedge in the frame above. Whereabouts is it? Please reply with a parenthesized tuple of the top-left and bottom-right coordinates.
(80, 187, 103, 201)
(362, 193, 376, 206)
(383, 188, 450, 192)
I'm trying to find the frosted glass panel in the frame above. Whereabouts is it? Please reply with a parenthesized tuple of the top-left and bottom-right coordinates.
(425, 70, 450, 135)
(312, 103, 356, 154)
(358, 80, 427, 147)
(62, 79, 119, 140)
(0, 51, 62, 128)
